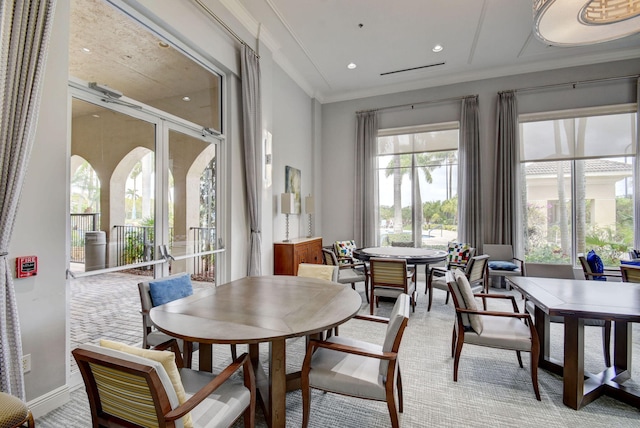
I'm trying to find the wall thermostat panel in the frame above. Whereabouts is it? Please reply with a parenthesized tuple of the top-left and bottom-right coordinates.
(16, 256, 38, 278)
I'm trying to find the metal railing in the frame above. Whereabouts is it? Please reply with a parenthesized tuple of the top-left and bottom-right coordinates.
(191, 227, 216, 279)
(113, 225, 155, 267)
(70, 213, 100, 263)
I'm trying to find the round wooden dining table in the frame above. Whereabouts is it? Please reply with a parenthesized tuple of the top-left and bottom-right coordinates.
(150, 275, 362, 428)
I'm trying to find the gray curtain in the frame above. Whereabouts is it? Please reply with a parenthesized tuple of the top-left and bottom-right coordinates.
(493, 91, 521, 254)
(0, 0, 56, 398)
(354, 111, 378, 246)
(240, 45, 262, 276)
(458, 96, 483, 249)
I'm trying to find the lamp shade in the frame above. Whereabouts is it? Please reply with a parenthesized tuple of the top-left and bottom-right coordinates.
(281, 193, 295, 214)
(305, 195, 315, 214)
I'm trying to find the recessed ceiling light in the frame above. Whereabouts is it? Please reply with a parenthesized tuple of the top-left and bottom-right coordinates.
(158, 41, 170, 48)
(82, 47, 91, 53)
(182, 96, 191, 102)
(347, 62, 357, 70)
(92, 114, 100, 118)
(432, 44, 443, 52)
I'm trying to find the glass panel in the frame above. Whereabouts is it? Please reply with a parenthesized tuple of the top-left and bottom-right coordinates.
(70, 0, 222, 132)
(70, 98, 156, 274)
(167, 130, 217, 283)
(523, 160, 572, 263)
(520, 120, 574, 162)
(576, 158, 634, 266)
(378, 154, 412, 246)
(416, 151, 458, 249)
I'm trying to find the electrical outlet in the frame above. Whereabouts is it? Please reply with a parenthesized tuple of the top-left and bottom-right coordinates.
(22, 354, 31, 373)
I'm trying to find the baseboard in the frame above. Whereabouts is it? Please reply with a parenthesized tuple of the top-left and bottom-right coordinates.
(27, 385, 71, 419)
(28, 372, 84, 419)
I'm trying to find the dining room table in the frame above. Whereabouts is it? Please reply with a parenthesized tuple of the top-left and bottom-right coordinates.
(506, 275, 640, 410)
(149, 275, 362, 428)
(353, 246, 448, 292)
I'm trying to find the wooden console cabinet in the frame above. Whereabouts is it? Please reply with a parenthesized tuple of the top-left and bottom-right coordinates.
(274, 237, 323, 275)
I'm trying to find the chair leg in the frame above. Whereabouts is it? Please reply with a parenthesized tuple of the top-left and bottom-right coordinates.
(230, 344, 238, 361)
(397, 366, 403, 413)
(445, 291, 450, 305)
(602, 320, 612, 367)
(385, 387, 400, 428)
(453, 334, 464, 382)
(364, 276, 370, 303)
(427, 281, 433, 311)
(451, 326, 457, 357)
(183, 341, 193, 369)
(530, 347, 541, 401)
(516, 350, 523, 368)
(301, 385, 311, 428)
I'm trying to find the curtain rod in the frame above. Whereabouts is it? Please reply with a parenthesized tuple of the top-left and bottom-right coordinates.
(357, 94, 477, 114)
(193, 0, 259, 58)
(500, 74, 639, 95)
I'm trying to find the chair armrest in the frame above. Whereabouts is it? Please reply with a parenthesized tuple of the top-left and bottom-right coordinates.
(308, 339, 397, 361)
(473, 293, 519, 312)
(164, 353, 254, 422)
(152, 339, 185, 368)
(457, 307, 530, 321)
(353, 314, 389, 324)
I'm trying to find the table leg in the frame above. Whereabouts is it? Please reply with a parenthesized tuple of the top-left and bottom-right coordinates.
(269, 339, 286, 428)
(199, 343, 212, 372)
(563, 317, 585, 409)
(613, 321, 631, 373)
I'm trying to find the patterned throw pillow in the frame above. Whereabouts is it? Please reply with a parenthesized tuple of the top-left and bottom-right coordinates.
(334, 240, 357, 262)
(447, 242, 471, 265)
(586, 250, 606, 281)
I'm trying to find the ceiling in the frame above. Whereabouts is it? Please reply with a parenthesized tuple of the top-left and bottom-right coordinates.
(222, 0, 640, 103)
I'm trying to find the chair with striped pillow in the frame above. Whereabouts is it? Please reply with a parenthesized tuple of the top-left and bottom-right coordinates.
(72, 339, 256, 428)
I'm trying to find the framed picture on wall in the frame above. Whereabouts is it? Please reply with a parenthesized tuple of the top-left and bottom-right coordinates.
(285, 165, 301, 214)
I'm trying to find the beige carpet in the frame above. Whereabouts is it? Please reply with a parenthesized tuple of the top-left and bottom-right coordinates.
(40, 280, 640, 427)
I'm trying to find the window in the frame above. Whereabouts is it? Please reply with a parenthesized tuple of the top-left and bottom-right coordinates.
(376, 123, 459, 248)
(520, 106, 637, 266)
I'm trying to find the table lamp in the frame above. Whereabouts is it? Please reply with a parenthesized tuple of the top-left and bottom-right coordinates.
(305, 195, 314, 238)
(281, 193, 295, 242)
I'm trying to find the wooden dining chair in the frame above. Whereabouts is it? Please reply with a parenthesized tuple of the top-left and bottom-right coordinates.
(322, 248, 369, 302)
(301, 294, 410, 428)
(578, 251, 621, 281)
(73, 339, 256, 428)
(620, 263, 640, 283)
(427, 254, 489, 311)
(369, 258, 416, 315)
(446, 270, 541, 401)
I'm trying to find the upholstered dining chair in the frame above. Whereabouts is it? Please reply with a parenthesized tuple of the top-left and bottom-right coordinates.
(138, 273, 236, 368)
(524, 262, 611, 367)
(73, 339, 256, 428)
(445, 270, 541, 401)
(425, 241, 475, 294)
(301, 293, 410, 428)
(322, 248, 369, 302)
(426, 254, 489, 311)
(297, 262, 338, 282)
(578, 251, 621, 281)
(620, 263, 640, 283)
(484, 244, 524, 288)
(0, 391, 34, 428)
(369, 258, 416, 315)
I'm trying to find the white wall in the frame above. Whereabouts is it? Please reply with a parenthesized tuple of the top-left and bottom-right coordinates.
(12, 0, 317, 412)
(320, 59, 640, 245)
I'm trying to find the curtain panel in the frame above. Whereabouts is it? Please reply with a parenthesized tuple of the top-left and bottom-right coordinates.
(493, 91, 522, 255)
(354, 111, 378, 247)
(240, 45, 262, 276)
(458, 96, 483, 250)
(635, 78, 640, 251)
(0, 0, 56, 398)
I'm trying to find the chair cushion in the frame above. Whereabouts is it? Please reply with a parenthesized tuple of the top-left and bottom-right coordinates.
(179, 369, 251, 428)
(308, 335, 387, 401)
(100, 339, 192, 428)
(334, 240, 357, 260)
(587, 250, 606, 281)
(149, 275, 194, 306)
(488, 261, 519, 271)
(0, 392, 29, 427)
(454, 269, 483, 334)
(373, 282, 415, 299)
(464, 315, 531, 352)
(447, 242, 471, 265)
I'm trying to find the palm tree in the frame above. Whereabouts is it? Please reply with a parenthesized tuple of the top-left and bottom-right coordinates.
(127, 162, 142, 220)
